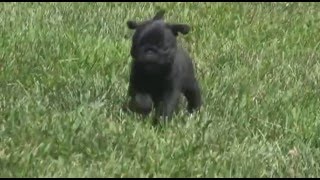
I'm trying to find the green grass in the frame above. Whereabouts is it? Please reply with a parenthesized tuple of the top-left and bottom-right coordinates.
(1, 2, 320, 178)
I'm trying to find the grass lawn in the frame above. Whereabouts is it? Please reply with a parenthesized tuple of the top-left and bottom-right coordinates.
(1, 2, 320, 177)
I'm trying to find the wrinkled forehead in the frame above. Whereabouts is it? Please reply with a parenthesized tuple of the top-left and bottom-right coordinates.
(137, 20, 169, 43)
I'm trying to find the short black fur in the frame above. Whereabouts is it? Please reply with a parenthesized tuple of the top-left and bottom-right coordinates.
(124, 10, 202, 121)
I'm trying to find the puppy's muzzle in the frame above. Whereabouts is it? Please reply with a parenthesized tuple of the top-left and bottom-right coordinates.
(137, 47, 159, 63)
(144, 47, 157, 54)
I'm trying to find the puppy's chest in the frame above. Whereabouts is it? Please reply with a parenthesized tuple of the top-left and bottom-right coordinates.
(135, 75, 168, 92)
(132, 62, 174, 95)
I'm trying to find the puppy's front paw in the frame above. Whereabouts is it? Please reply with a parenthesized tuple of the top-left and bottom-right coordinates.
(127, 94, 153, 116)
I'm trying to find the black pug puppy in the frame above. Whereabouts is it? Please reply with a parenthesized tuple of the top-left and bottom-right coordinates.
(124, 10, 202, 121)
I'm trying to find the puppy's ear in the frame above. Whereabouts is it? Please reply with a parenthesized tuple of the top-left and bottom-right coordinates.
(127, 20, 139, 29)
(168, 24, 191, 36)
(153, 10, 165, 20)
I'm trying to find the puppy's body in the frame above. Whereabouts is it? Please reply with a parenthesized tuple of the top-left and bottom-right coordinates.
(125, 11, 202, 121)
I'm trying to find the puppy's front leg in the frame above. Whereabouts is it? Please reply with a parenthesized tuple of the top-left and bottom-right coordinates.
(155, 90, 180, 121)
(129, 93, 153, 115)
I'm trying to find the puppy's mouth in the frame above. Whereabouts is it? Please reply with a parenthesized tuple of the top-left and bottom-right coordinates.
(144, 48, 158, 60)
(145, 48, 156, 55)
(134, 47, 172, 66)
(139, 52, 159, 64)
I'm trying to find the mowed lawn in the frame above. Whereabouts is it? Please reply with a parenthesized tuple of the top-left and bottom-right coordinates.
(1, 2, 320, 178)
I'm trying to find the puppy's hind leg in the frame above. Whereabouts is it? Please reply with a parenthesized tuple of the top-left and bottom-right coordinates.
(183, 79, 202, 113)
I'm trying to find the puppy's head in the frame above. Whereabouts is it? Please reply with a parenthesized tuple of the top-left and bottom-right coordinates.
(127, 10, 190, 66)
